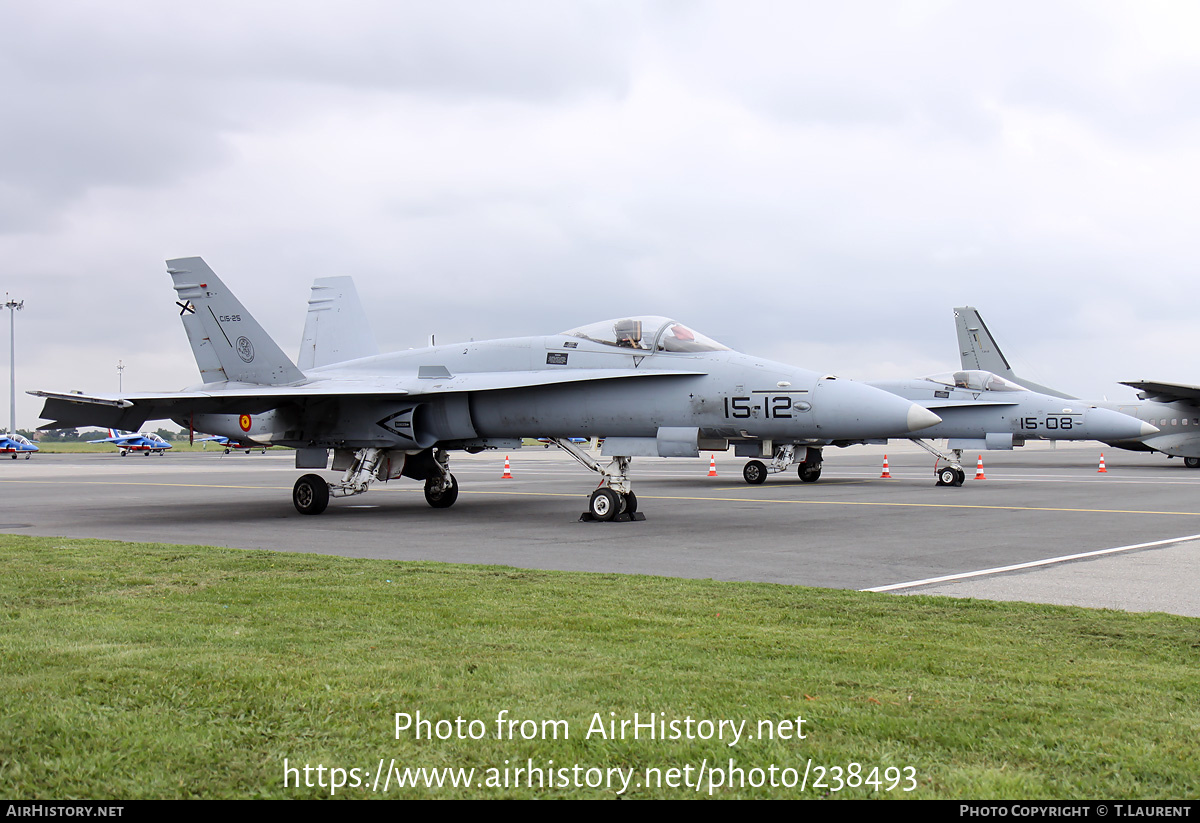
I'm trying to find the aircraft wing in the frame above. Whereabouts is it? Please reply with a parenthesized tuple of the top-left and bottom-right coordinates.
(1118, 380, 1200, 405)
(32, 368, 706, 431)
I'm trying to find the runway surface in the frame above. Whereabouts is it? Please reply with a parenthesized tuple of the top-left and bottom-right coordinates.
(1, 443, 1197, 617)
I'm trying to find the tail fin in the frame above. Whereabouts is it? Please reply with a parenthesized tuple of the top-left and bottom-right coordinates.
(167, 257, 304, 385)
(297, 276, 379, 370)
(954, 307, 1077, 400)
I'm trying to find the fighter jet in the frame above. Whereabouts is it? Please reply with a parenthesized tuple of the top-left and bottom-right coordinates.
(955, 306, 1200, 466)
(739, 366, 1155, 486)
(32, 257, 942, 519)
(0, 432, 37, 459)
(88, 428, 173, 456)
(738, 308, 1156, 486)
(195, 434, 268, 454)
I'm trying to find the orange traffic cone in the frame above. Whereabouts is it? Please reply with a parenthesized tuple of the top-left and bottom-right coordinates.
(707, 454, 718, 477)
(502, 455, 513, 479)
(880, 455, 892, 478)
(974, 455, 987, 480)
(1097, 453, 1107, 473)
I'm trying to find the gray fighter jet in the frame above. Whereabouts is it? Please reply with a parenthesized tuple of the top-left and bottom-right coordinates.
(740, 367, 1156, 486)
(955, 306, 1200, 466)
(31, 257, 942, 519)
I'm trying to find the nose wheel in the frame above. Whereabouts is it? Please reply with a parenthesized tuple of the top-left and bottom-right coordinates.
(935, 466, 965, 486)
(586, 488, 642, 522)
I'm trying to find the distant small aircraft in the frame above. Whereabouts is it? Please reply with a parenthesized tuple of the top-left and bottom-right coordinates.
(0, 432, 37, 459)
(88, 429, 173, 456)
(196, 434, 267, 454)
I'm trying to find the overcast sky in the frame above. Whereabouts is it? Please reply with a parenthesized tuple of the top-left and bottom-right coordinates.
(3, 0, 1200, 429)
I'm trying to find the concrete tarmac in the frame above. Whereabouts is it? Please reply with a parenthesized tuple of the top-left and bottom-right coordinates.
(1, 442, 1197, 617)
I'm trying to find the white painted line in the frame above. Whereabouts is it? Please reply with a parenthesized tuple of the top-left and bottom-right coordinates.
(863, 533, 1200, 592)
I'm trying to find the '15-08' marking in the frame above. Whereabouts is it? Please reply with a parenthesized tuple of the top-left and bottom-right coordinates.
(1019, 415, 1080, 430)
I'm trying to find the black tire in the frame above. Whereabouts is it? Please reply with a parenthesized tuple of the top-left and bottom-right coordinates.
(9, 454, 15, 460)
(953, 468, 966, 486)
(743, 460, 768, 485)
(798, 464, 822, 483)
(1185, 457, 1200, 469)
(589, 488, 621, 521)
(424, 473, 459, 509)
(623, 491, 638, 515)
(293, 474, 330, 515)
(938, 467, 957, 486)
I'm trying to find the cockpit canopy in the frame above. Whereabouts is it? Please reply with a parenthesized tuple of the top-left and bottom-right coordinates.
(923, 370, 1027, 392)
(562, 316, 730, 353)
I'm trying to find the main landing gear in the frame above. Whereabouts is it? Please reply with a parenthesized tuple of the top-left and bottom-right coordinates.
(547, 438, 644, 522)
(742, 445, 823, 485)
(291, 447, 459, 515)
(910, 439, 966, 486)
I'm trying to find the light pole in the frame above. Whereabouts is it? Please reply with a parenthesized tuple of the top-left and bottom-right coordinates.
(117, 359, 125, 393)
(5, 294, 23, 436)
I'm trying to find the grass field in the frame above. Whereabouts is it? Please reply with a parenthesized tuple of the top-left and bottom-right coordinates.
(1, 534, 1196, 799)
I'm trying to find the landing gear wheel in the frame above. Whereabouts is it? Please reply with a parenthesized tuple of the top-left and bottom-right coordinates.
(743, 460, 768, 485)
(588, 488, 621, 521)
(953, 468, 966, 486)
(622, 491, 638, 515)
(798, 463, 822, 483)
(937, 467, 957, 486)
(293, 473, 330, 515)
(1186, 457, 1200, 469)
(9, 454, 14, 460)
(424, 473, 459, 509)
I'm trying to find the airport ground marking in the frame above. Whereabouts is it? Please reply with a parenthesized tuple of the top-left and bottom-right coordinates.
(459, 488, 1200, 517)
(864, 533, 1200, 593)
(7, 477, 1200, 518)
(0, 478, 274, 490)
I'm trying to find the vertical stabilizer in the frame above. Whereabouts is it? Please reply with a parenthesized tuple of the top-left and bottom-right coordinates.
(167, 257, 305, 386)
(953, 307, 1076, 400)
(297, 276, 379, 369)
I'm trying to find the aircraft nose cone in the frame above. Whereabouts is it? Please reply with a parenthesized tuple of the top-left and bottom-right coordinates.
(1087, 407, 1159, 441)
(814, 379, 942, 438)
(907, 404, 942, 433)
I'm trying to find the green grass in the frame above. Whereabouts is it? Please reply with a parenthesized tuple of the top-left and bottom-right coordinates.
(0, 534, 1196, 799)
